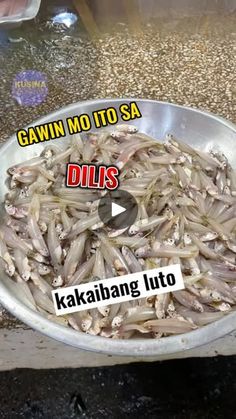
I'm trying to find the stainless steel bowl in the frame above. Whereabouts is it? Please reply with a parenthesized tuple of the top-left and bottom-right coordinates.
(0, 0, 41, 26)
(0, 99, 236, 356)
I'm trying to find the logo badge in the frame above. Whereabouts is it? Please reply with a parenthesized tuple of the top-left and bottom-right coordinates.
(12, 70, 48, 107)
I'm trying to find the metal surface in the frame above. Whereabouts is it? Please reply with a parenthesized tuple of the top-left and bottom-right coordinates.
(0, 0, 41, 26)
(0, 98, 235, 356)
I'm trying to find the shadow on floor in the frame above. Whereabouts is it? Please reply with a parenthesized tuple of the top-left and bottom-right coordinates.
(0, 356, 235, 418)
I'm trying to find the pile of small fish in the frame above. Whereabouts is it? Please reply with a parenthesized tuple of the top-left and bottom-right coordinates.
(1, 125, 236, 339)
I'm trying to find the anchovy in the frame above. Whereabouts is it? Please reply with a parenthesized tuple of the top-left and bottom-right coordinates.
(1, 125, 236, 339)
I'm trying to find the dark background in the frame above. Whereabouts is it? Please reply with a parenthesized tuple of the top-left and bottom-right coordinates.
(0, 356, 236, 418)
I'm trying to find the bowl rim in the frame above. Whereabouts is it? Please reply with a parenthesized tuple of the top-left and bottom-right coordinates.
(0, 98, 235, 357)
(0, 0, 41, 25)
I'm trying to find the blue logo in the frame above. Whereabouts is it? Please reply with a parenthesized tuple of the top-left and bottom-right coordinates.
(12, 70, 48, 107)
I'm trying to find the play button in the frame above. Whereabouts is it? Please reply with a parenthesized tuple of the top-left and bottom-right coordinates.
(98, 190, 138, 230)
(111, 202, 126, 217)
